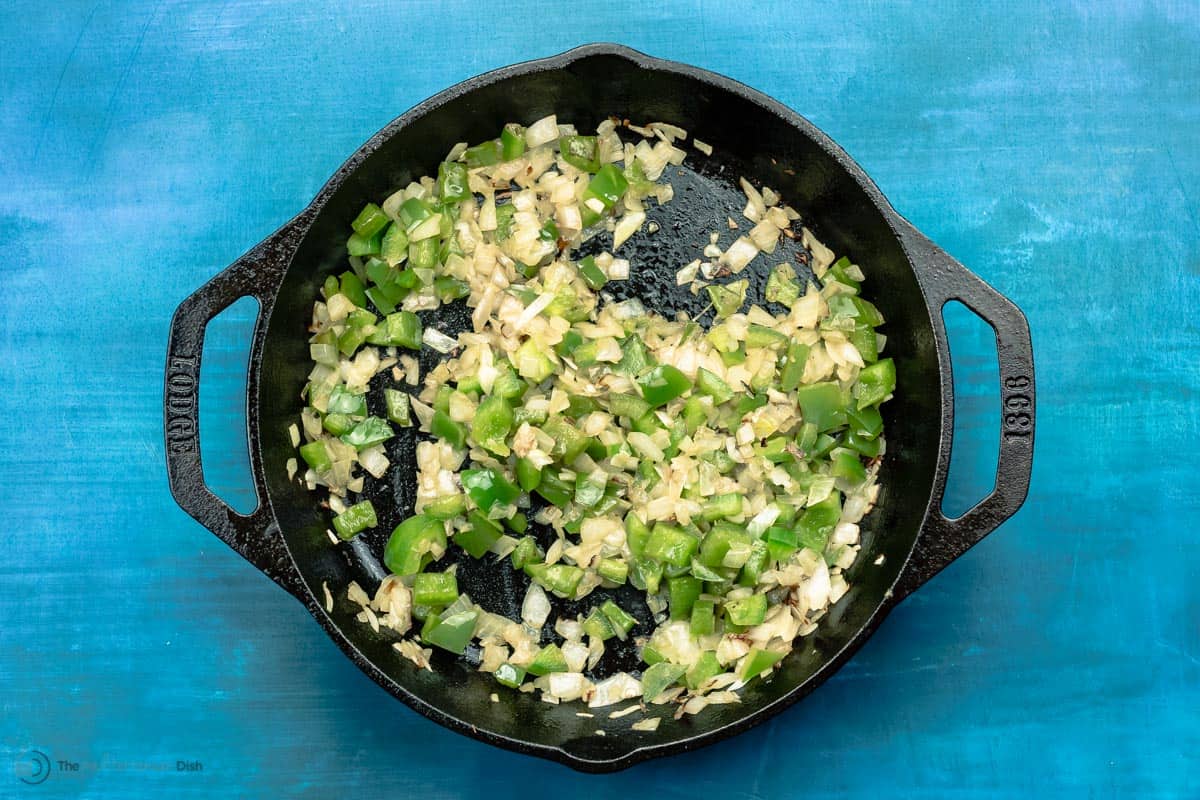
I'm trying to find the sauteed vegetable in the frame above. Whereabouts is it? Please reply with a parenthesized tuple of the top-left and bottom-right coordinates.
(290, 115, 893, 718)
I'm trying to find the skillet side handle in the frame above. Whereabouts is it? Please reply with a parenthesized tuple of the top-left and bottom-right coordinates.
(164, 220, 306, 599)
(893, 224, 1036, 599)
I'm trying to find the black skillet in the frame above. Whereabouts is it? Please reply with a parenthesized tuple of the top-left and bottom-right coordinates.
(164, 44, 1035, 772)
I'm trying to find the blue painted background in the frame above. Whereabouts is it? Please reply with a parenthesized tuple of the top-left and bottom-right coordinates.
(3, 1, 1198, 796)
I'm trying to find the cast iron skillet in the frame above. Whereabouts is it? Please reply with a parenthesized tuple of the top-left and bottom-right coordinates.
(164, 44, 1035, 772)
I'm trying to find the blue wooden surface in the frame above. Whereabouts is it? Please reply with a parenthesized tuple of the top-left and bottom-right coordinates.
(2, 1, 1197, 796)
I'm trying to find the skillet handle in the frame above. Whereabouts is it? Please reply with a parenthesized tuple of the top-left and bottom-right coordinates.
(892, 222, 1035, 599)
(164, 219, 307, 599)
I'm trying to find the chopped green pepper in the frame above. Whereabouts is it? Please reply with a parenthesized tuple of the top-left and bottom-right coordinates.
(384, 514, 447, 576)
(340, 416, 393, 449)
(461, 467, 520, 513)
(526, 644, 568, 676)
(500, 123, 525, 160)
(455, 511, 502, 558)
(422, 609, 477, 655)
(332, 500, 377, 540)
(855, 358, 896, 409)
(559, 135, 600, 172)
(412, 571, 459, 607)
(430, 410, 467, 448)
(726, 593, 767, 626)
(638, 364, 692, 407)
(437, 161, 469, 203)
(641, 662, 687, 702)
(600, 599, 637, 640)
(471, 395, 513, 456)
(739, 648, 785, 680)
(298, 440, 331, 472)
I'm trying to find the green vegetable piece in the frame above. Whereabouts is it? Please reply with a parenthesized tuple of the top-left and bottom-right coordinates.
(668, 576, 703, 620)
(435, 276, 471, 303)
(384, 389, 412, 426)
(739, 648, 785, 681)
(766, 525, 799, 562)
(641, 643, 666, 666)
(779, 340, 811, 392)
(690, 599, 716, 637)
(381, 223, 409, 267)
(765, 263, 801, 306)
(638, 364, 692, 408)
(746, 324, 788, 349)
(384, 514, 447, 576)
(616, 334, 654, 376)
(699, 523, 752, 569)
(525, 562, 585, 598)
(422, 610, 477, 655)
(641, 663, 687, 703)
(351, 203, 390, 238)
(826, 256, 861, 290)
(687, 651, 722, 689)
(579, 164, 629, 226)
(463, 139, 502, 167)
(327, 385, 367, 416)
(597, 558, 628, 585)
(600, 600, 637, 640)
(430, 410, 467, 448)
(583, 608, 615, 641)
(412, 572, 459, 607)
(854, 358, 896, 409)
(515, 457, 543, 492)
(340, 416, 393, 449)
(494, 202, 516, 241)
(707, 279, 748, 319)
(848, 405, 884, 439)
(695, 367, 734, 404)
(543, 417, 589, 463)
(347, 228, 384, 257)
(505, 512, 528, 534)
(534, 470, 573, 507)
(322, 413, 354, 436)
(559, 135, 600, 172)
(527, 643, 569, 676)
(471, 395, 513, 456)
(423, 494, 467, 520)
(796, 492, 841, 553)
(494, 662, 526, 688)
(339, 272, 368, 309)
(737, 539, 770, 586)
(832, 449, 868, 484)
(643, 524, 699, 567)
(513, 339, 555, 383)
(332, 500, 377, 540)
(629, 557, 663, 594)
(500, 123, 525, 160)
(437, 161, 469, 203)
(701, 493, 743, 522)
(368, 310, 423, 350)
(452, 512, 500, 558)
(607, 392, 652, 421)
(726, 593, 768, 626)
(574, 472, 606, 508)
(846, 430, 884, 458)
(299, 440, 332, 472)
(795, 381, 848, 431)
(461, 468, 520, 513)
(625, 512, 652, 556)
(509, 536, 542, 570)
(577, 255, 608, 290)
(849, 322, 878, 364)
